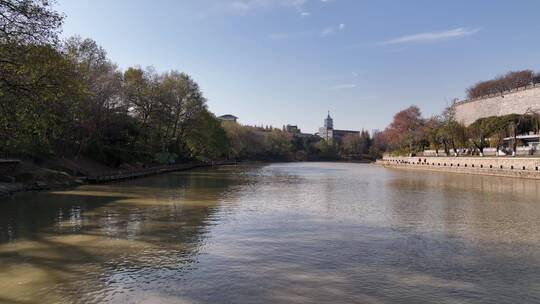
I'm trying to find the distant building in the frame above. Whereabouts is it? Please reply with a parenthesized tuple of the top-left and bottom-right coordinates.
(316, 112, 360, 142)
(285, 125, 300, 133)
(217, 114, 238, 122)
(284, 124, 315, 139)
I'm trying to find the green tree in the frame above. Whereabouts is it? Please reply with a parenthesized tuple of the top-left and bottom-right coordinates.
(63, 36, 124, 156)
(316, 140, 339, 160)
(264, 129, 292, 160)
(0, 45, 83, 156)
(184, 109, 229, 161)
(467, 116, 499, 156)
(223, 122, 265, 160)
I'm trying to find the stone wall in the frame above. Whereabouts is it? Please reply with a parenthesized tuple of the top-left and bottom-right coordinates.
(454, 84, 540, 126)
(379, 156, 540, 180)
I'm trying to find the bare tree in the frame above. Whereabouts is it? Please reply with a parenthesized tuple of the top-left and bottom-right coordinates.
(466, 70, 535, 99)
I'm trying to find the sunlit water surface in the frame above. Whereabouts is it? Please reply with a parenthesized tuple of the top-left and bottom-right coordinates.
(1, 163, 540, 303)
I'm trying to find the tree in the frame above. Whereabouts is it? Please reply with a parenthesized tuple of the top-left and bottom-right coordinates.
(467, 116, 499, 156)
(508, 110, 538, 156)
(316, 140, 339, 160)
(424, 116, 443, 155)
(489, 114, 519, 156)
(0, 45, 83, 156)
(1, 1, 66, 112)
(438, 106, 467, 156)
(63, 36, 124, 156)
(158, 71, 206, 153)
(369, 131, 387, 158)
(223, 122, 265, 160)
(123, 67, 157, 128)
(341, 130, 371, 157)
(264, 129, 292, 160)
(341, 133, 361, 156)
(384, 105, 425, 154)
(184, 109, 229, 161)
(0, 0, 63, 45)
(466, 70, 535, 99)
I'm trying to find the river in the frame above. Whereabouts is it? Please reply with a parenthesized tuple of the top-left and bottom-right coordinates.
(0, 163, 539, 303)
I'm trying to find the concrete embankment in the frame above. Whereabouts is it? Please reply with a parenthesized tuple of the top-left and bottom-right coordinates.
(377, 156, 540, 180)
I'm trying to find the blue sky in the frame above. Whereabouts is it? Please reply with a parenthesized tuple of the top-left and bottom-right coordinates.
(55, 0, 540, 133)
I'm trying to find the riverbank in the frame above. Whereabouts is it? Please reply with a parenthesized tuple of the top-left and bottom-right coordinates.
(0, 159, 236, 197)
(377, 156, 540, 180)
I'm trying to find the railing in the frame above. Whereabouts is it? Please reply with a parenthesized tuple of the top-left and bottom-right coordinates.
(380, 156, 540, 173)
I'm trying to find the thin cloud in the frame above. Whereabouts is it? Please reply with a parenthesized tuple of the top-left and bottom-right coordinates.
(321, 23, 346, 36)
(220, 0, 307, 13)
(379, 27, 480, 45)
(321, 26, 336, 36)
(329, 84, 357, 90)
(271, 23, 345, 40)
(325, 71, 364, 80)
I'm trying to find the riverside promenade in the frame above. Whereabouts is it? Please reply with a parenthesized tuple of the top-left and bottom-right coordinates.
(378, 156, 540, 180)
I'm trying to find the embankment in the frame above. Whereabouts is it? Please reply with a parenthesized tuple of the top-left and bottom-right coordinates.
(377, 156, 540, 180)
(0, 160, 236, 197)
(86, 161, 235, 184)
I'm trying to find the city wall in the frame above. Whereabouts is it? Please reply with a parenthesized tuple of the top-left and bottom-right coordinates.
(454, 84, 540, 126)
(378, 156, 540, 180)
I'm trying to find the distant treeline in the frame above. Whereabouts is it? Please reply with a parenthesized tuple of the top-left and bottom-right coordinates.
(0, 0, 380, 165)
(222, 123, 381, 161)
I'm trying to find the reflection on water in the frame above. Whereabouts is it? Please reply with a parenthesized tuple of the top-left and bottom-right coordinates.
(1, 163, 540, 303)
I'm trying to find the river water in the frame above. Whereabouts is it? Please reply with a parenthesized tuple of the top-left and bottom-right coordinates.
(0, 163, 540, 303)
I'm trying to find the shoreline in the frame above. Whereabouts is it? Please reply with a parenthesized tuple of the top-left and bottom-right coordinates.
(377, 156, 540, 180)
(0, 161, 237, 198)
(0, 159, 376, 198)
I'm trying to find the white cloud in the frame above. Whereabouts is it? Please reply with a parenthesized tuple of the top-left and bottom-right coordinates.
(379, 27, 480, 45)
(339, 23, 345, 31)
(329, 84, 357, 90)
(300, 11, 311, 17)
